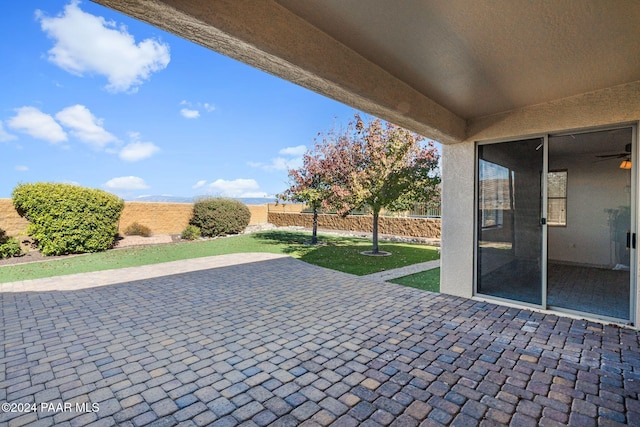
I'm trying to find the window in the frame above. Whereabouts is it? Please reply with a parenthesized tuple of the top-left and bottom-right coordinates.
(547, 170, 567, 226)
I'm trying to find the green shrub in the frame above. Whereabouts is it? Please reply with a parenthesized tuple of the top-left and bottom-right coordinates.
(181, 224, 201, 240)
(0, 229, 22, 259)
(12, 182, 125, 255)
(189, 197, 251, 237)
(124, 222, 152, 237)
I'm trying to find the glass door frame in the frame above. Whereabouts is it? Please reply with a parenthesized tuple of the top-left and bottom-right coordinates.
(542, 134, 549, 310)
(473, 124, 637, 325)
(633, 125, 637, 325)
(473, 134, 548, 310)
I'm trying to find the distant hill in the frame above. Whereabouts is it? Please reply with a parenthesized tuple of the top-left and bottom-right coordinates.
(130, 195, 194, 203)
(235, 197, 278, 206)
(129, 195, 277, 205)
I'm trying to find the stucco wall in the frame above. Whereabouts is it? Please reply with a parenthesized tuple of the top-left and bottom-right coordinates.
(0, 200, 276, 237)
(268, 212, 441, 239)
(440, 81, 640, 311)
(467, 81, 640, 142)
(441, 142, 476, 298)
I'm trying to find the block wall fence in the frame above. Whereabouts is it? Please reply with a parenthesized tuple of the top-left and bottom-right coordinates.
(267, 212, 441, 239)
(0, 199, 29, 237)
(0, 199, 276, 237)
(0, 199, 440, 239)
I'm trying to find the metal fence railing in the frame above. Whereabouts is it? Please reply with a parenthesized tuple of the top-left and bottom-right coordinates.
(299, 202, 441, 218)
(395, 202, 441, 218)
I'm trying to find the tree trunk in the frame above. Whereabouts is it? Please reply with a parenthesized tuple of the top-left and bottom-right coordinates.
(372, 210, 379, 254)
(312, 207, 318, 245)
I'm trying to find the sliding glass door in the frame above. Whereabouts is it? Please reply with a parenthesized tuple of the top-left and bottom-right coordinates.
(546, 129, 633, 320)
(476, 127, 635, 322)
(476, 138, 545, 306)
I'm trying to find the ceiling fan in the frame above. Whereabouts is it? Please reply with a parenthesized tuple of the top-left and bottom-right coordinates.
(595, 143, 632, 169)
(596, 143, 632, 159)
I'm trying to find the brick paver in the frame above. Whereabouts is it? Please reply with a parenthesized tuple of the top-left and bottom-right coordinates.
(1, 255, 640, 425)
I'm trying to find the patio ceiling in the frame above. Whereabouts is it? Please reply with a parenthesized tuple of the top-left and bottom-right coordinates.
(92, 0, 640, 144)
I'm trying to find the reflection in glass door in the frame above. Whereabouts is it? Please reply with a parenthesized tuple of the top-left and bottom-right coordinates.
(476, 138, 544, 305)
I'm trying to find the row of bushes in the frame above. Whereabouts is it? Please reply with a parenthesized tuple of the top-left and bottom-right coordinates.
(1, 183, 252, 258)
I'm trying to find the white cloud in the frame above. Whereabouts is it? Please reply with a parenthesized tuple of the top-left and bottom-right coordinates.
(0, 121, 17, 142)
(7, 106, 67, 143)
(119, 132, 159, 161)
(207, 178, 266, 198)
(192, 180, 207, 189)
(249, 145, 306, 172)
(179, 101, 215, 118)
(279, 145, 307, 156)
(104, 176, 149, 190)
(55, 104, 117, 148)
(249, 156, 302, 172)
(180, 108, 200, 119)
(269, 157, 290, 171)
(37, 1, 170, 93)
(119, 142, 159, 161)
(15, 165, 29, 172)
(7, 105, 119, 149)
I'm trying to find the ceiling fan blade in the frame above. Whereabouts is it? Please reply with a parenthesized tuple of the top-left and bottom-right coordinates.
(596, 153, 627, 158)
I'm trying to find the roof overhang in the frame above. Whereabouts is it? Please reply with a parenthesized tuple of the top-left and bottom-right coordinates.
(92, 0, 640, 145)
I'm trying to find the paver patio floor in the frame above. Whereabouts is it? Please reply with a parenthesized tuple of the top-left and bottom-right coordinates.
(2, 254, 640, 426)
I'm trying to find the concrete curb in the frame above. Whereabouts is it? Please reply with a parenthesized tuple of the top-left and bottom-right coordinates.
(362, 259, 440, 282)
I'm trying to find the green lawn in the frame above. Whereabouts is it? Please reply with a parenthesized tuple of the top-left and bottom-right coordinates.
(0, 230, 439, 283)
(389, 267, 440, 292)
(256, 231, 439, 276)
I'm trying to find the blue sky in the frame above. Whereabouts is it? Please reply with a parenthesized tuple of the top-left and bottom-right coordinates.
(0, 1, 361, 200)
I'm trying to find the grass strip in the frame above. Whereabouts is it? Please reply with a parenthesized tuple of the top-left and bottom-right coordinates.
(389, 267, 440, 293)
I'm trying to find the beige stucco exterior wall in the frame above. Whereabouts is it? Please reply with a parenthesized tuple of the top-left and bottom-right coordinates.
(440, 143, 476, 298)
(0, 201, 276, 237)
(269, 212, 441, 239)
(467, 81, 640, 142)
(440, 81, 640, 324)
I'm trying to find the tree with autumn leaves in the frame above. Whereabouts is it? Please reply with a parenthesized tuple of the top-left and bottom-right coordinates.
(280, 113, 440, 254)
(277, 147, 330, 245)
